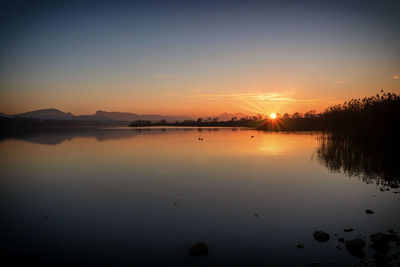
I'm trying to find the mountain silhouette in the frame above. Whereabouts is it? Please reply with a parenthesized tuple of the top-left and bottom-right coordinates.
(3, 108, 192, 122)
(16, 108, 75, 120)
(94, 110, 139, 121)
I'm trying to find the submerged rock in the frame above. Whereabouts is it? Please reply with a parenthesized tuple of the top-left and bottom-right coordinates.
(372, 251, 388, 265)
(370, 232, 389, 245)
(345, 238, 366, 250)
(345, 238, 366, 259)
(313, 231, 330, 242)
(344, 228, 354, 232)
(387, 233, 399, 242)
(190, 242, 208, 256)
(365, 209, 375, 214)
(295, 243, 305, 248)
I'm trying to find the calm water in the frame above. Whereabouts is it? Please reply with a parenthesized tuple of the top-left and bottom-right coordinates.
(1, 128, 399, 266)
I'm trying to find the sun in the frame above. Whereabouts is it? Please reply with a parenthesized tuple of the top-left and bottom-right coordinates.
(270, 113, 277, 119)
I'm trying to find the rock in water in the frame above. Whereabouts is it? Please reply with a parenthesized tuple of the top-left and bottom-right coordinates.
(365, 209, 374, 214)
(387, 233, 399, 242)
(295, 243, 305, 248)
(190, 242, 208, 256)
(345, 238, 366, 250)
(313, 231, 330, 242)
(370, 233, 389, 245)
(344, 228, 354, 232)
(345, 239, 366, 259)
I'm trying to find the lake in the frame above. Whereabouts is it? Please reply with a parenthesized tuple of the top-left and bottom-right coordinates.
(0, 127, 399, 266)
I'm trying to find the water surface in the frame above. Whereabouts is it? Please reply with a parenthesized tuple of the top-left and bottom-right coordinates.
(1, 128, 399, 266)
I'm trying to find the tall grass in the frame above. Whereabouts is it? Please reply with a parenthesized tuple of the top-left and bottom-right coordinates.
(258, 91, 400, 142)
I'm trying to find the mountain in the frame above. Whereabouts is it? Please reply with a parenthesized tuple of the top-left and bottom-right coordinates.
(93, 110, 192, 122)
(217, 112, 249, 121)
(15, 108, 75, 120)
(2, 108, 192, 123)
(94, 110, 139, 121)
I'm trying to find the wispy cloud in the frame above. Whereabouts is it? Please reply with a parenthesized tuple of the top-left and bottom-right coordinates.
(154, 74, 179, 79)
(332, 80, 347, 85)
(181, 92, 326, 103)
(393, 75, 400, 80)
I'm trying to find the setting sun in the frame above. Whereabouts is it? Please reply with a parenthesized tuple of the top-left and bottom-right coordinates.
(270, 113, 277, 119)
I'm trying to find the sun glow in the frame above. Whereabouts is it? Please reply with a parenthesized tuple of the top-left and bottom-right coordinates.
(270, 113, 277, 119)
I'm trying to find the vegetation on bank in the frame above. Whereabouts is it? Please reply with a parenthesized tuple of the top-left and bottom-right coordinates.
(128, 116, 264, 128)
(130, 91, 400, 141)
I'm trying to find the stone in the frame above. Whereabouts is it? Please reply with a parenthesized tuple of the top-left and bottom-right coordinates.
(190, 242, 208, 256)
(372, 252, 387, 265)
(344, 228, 354, 232)
(370, 233, 389, 245)
(313, 231, 330, 242)
(345, 238, 366, 250)
(365, 209, 375, 214)
(387, 233, 399, 242)
(345, 239, 366, 259)
(295, 243, 305, 248)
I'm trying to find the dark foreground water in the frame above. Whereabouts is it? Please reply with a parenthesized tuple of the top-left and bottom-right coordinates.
(0, 128, 399, 266)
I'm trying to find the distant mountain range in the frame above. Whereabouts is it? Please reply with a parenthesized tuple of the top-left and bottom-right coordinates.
(0, 108, 192, 122)
(0, 109, 250, 123)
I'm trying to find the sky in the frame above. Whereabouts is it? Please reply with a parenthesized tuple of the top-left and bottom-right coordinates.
(1, 0, 399, 117)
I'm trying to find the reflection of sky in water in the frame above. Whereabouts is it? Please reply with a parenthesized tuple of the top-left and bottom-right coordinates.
(0, 128, 399, 266)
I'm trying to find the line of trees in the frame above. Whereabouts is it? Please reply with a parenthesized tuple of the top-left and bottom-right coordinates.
(129, 116, 264, 128)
